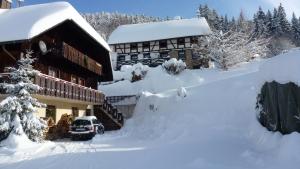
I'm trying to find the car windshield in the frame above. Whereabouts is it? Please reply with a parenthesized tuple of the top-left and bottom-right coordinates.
(72, 119, 91, 126)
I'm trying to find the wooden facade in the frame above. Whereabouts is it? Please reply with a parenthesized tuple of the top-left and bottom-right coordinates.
(0, 0, 11, 9)
(0, 20, 113, 89)
(110, 36, 204, 70)
(0, 20, 116, 123)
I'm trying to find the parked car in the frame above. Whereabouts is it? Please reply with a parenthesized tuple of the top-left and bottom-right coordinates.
(69, 116, 105, 140)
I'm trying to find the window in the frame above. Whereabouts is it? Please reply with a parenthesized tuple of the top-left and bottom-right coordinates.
(131, 54, 138, 61)
(178, 50, 186, 61)
(191, 37, 198, 44)
(118, 55, 125, 62)
(46, 105, 56, 122)
(72, 107, 79, 117)
(143, 42, 150, 51)
(85, 109, 91, 116)
(143, 53, 150, 59)
(78, 78, 85, 86)
(130, 43, 138, 51)
(71, 75, 77, 84)
(159, 40, 167, 49)
(48, 66, 60, 78)
(72, 119, 91, 126)
(160, 51, 169, 58)
(177, 38, 185, 46)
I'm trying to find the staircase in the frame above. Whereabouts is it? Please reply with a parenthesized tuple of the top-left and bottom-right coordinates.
(94, 99, 124, 131)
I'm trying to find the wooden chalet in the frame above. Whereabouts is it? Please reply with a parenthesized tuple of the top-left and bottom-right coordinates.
(108, 18, 212, 70)
(0, 1, 123, 129)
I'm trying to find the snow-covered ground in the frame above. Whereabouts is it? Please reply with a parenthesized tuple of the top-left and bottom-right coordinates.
(1, 49, 300, 169)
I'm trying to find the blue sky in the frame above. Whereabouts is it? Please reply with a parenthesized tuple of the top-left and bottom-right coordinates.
(20, 0, 300, 19)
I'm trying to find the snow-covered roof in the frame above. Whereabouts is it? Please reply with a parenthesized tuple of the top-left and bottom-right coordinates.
(108, 18, 212, 44)
(0, 2, 110, 51)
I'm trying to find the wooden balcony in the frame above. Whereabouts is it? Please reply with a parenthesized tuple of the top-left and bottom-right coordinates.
(62, 42, 102, 76)
(0, 73, 105, 104)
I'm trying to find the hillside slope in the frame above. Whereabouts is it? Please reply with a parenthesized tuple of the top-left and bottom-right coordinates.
(1, 50, 300, 169)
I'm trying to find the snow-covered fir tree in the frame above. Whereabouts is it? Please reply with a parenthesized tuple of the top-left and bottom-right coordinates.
(291, 13, 300, 46)
(276, 4, 291, 36)
(0, 51, 46, 142)
(264, 10, 273, 37)
(82, 12, 161, 40)
(252, 7, 267, 38)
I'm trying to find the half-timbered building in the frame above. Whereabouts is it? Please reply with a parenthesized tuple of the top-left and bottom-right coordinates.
(0, 2, 123, 129)
(108, 18, 212, 70)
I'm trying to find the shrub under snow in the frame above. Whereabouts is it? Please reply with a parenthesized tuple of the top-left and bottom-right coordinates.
(162, 58, 186, 75)
(119, 63, 149, 82)
(0, 52, 46, 143)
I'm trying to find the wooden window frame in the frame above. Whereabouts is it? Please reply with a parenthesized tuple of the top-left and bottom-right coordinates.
(178, 50, 186, 61)
(46, 105, 56, 122)
(78, 78, 85, 86)
(71, 75, 77, 84)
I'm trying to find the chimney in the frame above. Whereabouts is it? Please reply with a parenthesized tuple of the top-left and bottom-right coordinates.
(0, 0, 12, 9)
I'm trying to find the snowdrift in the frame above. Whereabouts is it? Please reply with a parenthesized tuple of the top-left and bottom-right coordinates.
(2, 50, 300, 169)
(115, 49, 300, 168)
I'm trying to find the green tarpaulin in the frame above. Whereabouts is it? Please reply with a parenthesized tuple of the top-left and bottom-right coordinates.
(257, 81, 300, 134)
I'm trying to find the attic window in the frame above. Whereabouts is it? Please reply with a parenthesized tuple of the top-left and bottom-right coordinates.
(159, 40, 167, 49)
(143, 42, 150, 51)
(130, 43, 138, 51)
(177, 38, 185, 46)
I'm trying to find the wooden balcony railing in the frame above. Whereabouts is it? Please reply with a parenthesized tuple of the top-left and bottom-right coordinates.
(0, 73, 105, 104)
(62, 42, 102, 76)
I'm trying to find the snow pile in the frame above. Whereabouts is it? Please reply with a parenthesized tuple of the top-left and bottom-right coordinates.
(0, 133, 35, 149)
(2, 50, 300, 169)
(258, 48, 300, 85)
(162, 58, 186, 75)
(113, 63, 149, 82)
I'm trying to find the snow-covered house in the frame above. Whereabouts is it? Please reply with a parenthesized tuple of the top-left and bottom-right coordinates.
(0, 2, 122, 128)
(108, 18, 212, 70)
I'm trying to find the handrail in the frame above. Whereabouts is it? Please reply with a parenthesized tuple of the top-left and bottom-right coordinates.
(0, 73, 104, 104)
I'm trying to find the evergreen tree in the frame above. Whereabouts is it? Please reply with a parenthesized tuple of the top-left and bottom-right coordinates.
(252, 7, 267, 38)
(264, 10, 273, 37)
(291, 13, 300, 46)
(272, 8, 282, 36)
(223, 15, 229, 32)
(229, 17, 237, 31)
(0, 52, 46, 142)
(237, 10, 248, 32)
(277, 3, 291, 36)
